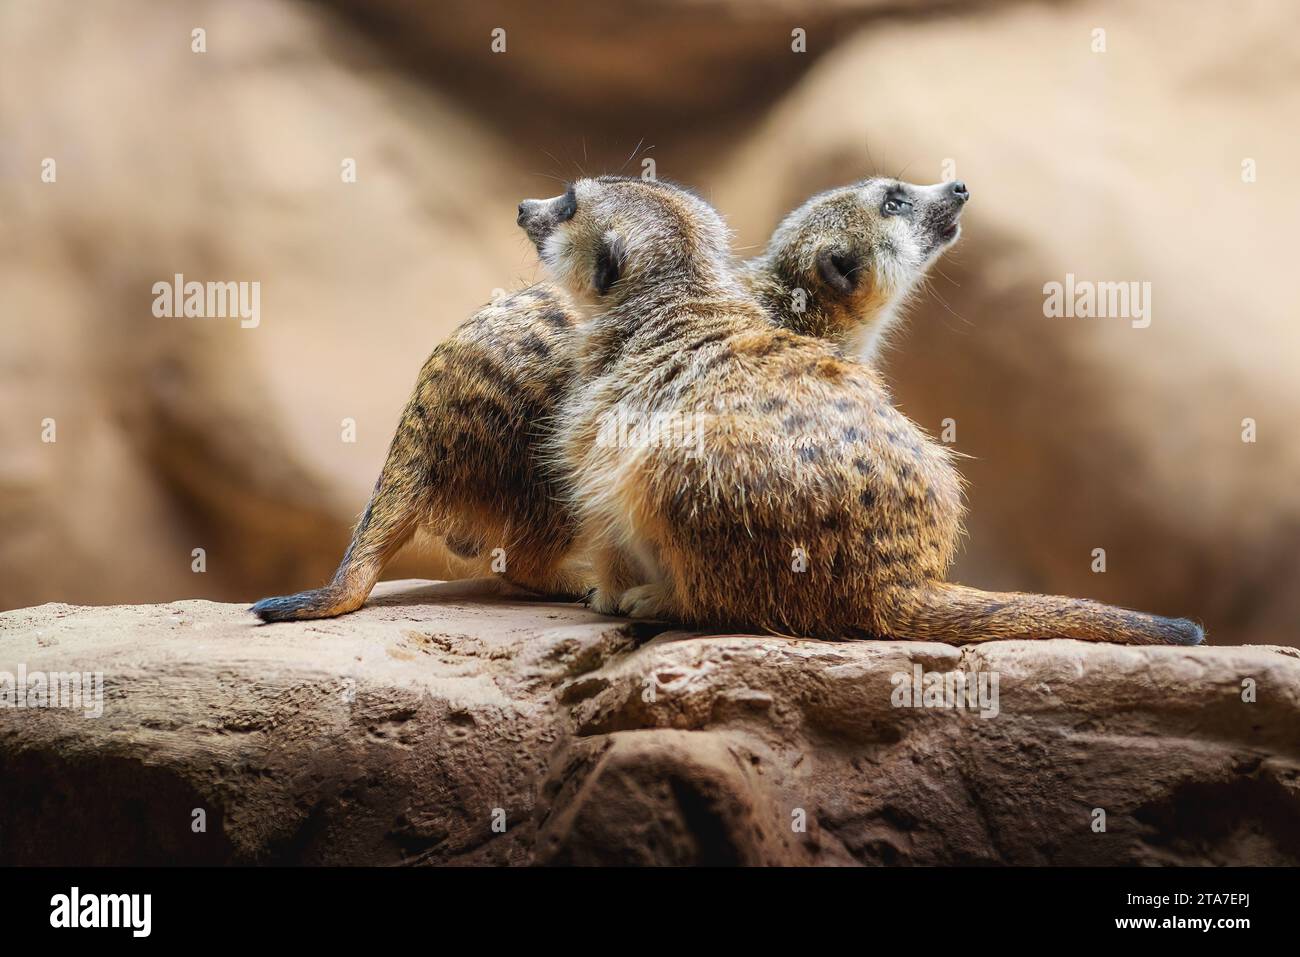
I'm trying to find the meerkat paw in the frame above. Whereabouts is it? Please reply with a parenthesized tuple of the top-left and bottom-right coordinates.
(586, 587, 625, 617)
(618, 583, 674, 621)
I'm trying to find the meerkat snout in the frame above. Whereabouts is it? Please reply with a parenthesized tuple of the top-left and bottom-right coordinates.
(517, 187, 577, 248)
(929, 180, 970, 244)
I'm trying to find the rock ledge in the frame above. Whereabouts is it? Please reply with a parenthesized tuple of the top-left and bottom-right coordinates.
(1, 579, 1296, 865)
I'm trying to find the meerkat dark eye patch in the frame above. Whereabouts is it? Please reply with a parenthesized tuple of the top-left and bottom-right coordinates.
(593, 233, 627, 296)
(816, 247, 861, 296)
(882, 188, 913, 217)
(557, 186, 577, 222)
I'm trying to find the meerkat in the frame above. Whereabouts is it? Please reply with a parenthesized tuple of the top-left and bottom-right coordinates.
(521, 176, 1204, 645)
(250, 176, 969, 623)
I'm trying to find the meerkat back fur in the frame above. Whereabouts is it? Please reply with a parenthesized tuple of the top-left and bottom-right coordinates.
(252, 176, 969, 622)
(523, 176, 1203, 645)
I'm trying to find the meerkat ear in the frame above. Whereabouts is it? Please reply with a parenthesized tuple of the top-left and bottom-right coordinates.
(816, 247, 860, 297)
(593, 231, 627, 297)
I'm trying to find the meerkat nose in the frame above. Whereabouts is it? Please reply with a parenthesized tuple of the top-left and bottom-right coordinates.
(517, 200, 538, 227)
(950, 181, 970, 203)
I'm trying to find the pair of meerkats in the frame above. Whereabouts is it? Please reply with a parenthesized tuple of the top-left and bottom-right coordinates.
(253, 174, 1203, 646)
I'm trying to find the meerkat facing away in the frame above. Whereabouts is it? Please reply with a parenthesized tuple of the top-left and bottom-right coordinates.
(250, 176, 969, 622)
(522, 176, 1204, 645)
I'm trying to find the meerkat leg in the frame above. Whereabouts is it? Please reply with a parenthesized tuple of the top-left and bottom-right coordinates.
(496, 539, 591, 602)
(527, 559, 596, 601)
(585, 544, 643, 616)
(442, 530, 485, 560)
(877, 582, 1205, 646)
(618, 581, 679, 621)
(251, 406, 427, 623)
(612, 539, 677, 620)
(502, 566, 593, 603)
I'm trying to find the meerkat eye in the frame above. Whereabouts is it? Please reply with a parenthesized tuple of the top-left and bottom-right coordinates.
(882, 192, 913, 217)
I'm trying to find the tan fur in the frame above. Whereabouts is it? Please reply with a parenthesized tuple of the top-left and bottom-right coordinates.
(535, 177, 1203, 646)
(251, 176, 970, 624)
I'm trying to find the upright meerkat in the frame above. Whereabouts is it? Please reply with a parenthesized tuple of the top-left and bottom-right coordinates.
(522, 176, 1204, 645)
(251, 177, 969, 622)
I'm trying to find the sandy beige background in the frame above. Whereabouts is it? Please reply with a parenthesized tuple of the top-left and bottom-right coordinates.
(2, 0, 1296, 646)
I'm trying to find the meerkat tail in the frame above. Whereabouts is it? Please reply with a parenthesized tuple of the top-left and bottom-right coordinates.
(251, 416, 426, 623)
(879, 582, 1205, 646)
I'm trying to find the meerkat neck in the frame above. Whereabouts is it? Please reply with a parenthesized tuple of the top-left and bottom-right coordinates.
(743, 260, 857, 349)
(619, 266, 734, 314)
(574, 275, 747, 378)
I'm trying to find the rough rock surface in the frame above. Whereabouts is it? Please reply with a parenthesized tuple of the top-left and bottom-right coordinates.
(1, 579, 1297, 866)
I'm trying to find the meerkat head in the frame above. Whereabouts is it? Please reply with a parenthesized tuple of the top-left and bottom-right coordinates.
(753, 178, 970, 359)
(517, 176, 736, 318)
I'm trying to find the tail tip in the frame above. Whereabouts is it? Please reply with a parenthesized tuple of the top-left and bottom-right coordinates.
(249, 595, 303, 624)
(250, 586, 358, 623)
(1169, 617, 1206, 646)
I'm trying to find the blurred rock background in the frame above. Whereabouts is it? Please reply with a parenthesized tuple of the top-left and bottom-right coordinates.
(2, 0, 1296, 646)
